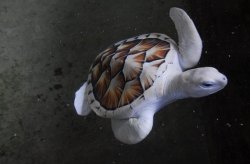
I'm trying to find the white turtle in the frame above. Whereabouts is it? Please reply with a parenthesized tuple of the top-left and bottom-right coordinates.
(74, 7, 227, 144)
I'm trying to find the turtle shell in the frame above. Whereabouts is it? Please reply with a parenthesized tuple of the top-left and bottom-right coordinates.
(86, 33, 176, 118)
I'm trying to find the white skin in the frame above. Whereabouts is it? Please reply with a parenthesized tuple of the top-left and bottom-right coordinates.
(111, 67, 227, 144)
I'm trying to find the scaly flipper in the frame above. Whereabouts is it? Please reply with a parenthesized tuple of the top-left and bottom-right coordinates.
(170, 7, 202, 69)
(111, 109, 154, 144)
(74, 82, 92, 116)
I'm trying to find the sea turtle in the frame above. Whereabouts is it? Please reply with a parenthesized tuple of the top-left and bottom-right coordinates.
(74, 7, 227, 144)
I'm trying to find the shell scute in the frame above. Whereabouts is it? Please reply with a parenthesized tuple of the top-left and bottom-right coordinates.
(118, 79, 143, 107)
(101, 53, 113, 70)
(93, 68, 111, 100)
(110, 51, 127, 77)
(91, 63, 102, 85)
(117, 40, 140, 52)
(101, 72, 125, 109)
(129, 39, 158, 54)
(123, 52, 145, 81)
(145, 41, 170, 62)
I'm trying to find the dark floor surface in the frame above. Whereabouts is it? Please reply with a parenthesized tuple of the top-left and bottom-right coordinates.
(0, 0, 250, 164)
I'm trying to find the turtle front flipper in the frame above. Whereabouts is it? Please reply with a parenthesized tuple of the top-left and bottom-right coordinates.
(74, 82, 92, 116)
(170, 7, 202, 70)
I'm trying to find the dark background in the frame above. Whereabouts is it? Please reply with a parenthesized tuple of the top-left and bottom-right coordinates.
(0, 0, 249, 164)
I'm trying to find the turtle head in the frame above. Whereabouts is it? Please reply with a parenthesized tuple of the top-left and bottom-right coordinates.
(181, 67, 227, 98)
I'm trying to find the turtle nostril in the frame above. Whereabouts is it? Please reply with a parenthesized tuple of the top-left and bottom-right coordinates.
(222, 75, 227, 81)
(221, 76, 228, 86)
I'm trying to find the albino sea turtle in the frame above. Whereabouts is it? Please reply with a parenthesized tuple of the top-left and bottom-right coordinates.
(74, 7, 227, 144)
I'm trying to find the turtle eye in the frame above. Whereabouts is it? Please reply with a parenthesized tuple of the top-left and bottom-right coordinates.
(201, 82, 214, 88)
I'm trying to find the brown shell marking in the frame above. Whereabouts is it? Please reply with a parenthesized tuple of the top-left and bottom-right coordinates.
(94, 68, 111, 100)
(91, 63, 102, 85)
(129, 39, 158, 54)
(145, 41, 170, 62)
(118, 79, 143, 107)
(92, 46, 116, 67)
(117, 40, 140, 52)
(140, 59, 165, 90)
(110, 51, 127, 77)
(90, 37, 170, 110)
(101, 73, 125, 109)
(123, 52, 145, 81)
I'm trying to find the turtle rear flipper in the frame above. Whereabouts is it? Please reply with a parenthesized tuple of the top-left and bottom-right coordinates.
(170, 7, 202, 70)
(74, 82, 91, 116)
(111, 109, 154, 144)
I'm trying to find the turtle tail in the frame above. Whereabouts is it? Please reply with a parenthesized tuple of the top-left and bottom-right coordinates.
(169, 7, 202, 70)
(74, 82, 92, 116)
